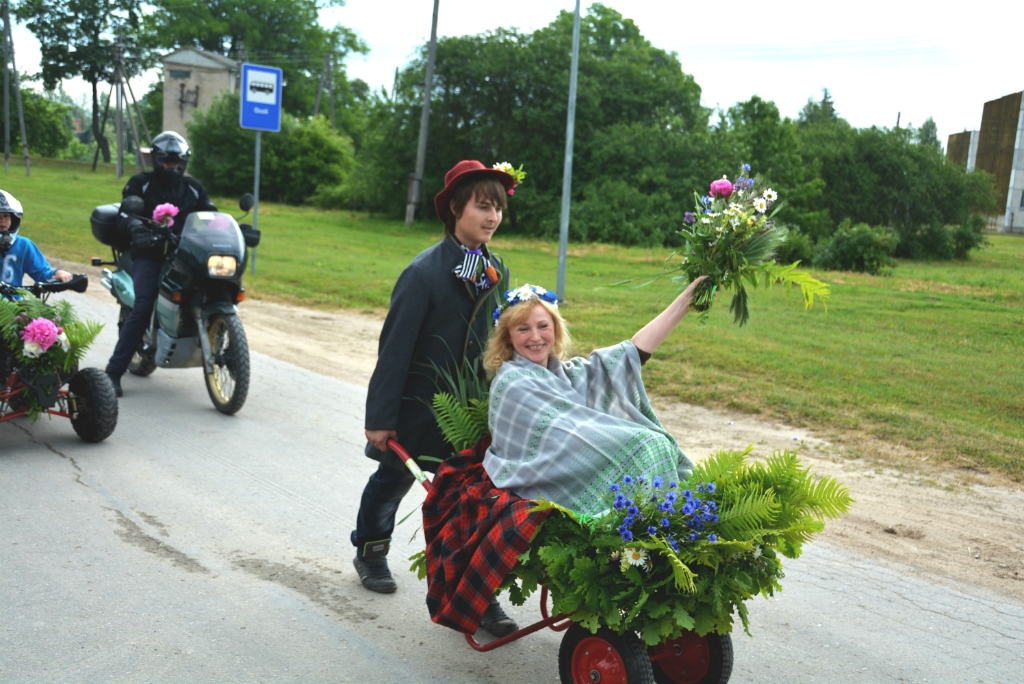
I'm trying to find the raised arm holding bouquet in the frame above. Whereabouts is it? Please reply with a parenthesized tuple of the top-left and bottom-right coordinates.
(672, 165, 831, 326)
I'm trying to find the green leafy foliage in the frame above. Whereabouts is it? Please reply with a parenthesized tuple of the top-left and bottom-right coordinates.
(497, 448, 852, 642)
(187, 92, 355, 204)
(814, 220, 898, 275)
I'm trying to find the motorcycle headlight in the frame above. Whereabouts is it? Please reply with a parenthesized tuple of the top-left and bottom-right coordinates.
(207, 255, 238, 277)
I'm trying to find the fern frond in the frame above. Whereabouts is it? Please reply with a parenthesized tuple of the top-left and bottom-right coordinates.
(804, 474, 854, 520)
(715, 489, 781, 538)
(761, 261, 830, 311)
(431, 392, 486, 451)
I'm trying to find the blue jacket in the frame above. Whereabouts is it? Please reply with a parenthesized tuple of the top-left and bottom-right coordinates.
(1, 235, 57, 287)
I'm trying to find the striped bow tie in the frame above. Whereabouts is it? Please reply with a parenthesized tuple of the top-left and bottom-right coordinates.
(453, 247, 499, 291)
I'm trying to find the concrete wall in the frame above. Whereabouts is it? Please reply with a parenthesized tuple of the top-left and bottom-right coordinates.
(1004, 93, 1024, 233)
(162, 66, 234, 138)
(974, 92, 1022, 214)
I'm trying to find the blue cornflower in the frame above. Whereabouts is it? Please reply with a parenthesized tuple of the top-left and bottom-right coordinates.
(741, 163, 751, 172)
(706, 483, 716, 493)
(653, 476, 663, 489)
(660, 518, 671, 528)
(708, 534, 718, 542)
(627, 505, 640, 517)
(710, 513, 719, 523)
(746, 178, 755, 188)
(682, 489, 693, 500)
(670, 539, 681, 552)
(688, 532, 699, 541)
(665, 491, 678, 503)
(637, 475, 646, 483)
(696, 483, 705, 494)
(620, 529, 634, 542)
(648, 526, 658, 536)
(650, 495, 660, 503)
(623, 475, 633, 484)
(623, 515, 635, 528)
(682, 502, 695, 516)
(669, 481, 678, 489)
(613, 494, 627, 510)
(693, 497, 702, 507)
(658, 502, 675, 514)
(707, 500, 717, 511)
(609, 483, 620, 493)
(701, 195, 712, 206)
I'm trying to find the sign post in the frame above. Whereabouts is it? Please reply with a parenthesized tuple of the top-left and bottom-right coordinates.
(239, 63, 282, 275)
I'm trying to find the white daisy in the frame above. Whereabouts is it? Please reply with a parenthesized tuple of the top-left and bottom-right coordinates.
(763, 188, 778, 202)
(492, 162, 514, 174)
(700, 218, 711, 224)
(729, 217, 740, 227)
(753, 197, 768, 213)
(623, 547, 648, 566)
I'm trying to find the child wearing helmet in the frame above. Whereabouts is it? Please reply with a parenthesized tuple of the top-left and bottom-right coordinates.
(0, 189, 72, 292)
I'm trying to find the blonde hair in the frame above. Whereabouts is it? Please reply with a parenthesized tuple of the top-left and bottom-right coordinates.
(484, 299, 572, 373)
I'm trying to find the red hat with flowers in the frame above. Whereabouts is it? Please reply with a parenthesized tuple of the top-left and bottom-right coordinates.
(433, 160, 523, 223)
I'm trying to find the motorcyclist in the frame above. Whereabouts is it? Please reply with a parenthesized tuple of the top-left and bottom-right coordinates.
(104, 131, 216, 397)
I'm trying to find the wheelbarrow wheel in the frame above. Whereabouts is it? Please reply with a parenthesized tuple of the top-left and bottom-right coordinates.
(648, 631, 733, 684)
(559, 623, 655, 684)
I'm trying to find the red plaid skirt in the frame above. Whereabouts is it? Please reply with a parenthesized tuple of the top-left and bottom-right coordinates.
(423, 436, 552, 633)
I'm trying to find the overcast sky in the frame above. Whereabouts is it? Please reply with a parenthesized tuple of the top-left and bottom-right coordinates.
(11, 0, 1024, 146)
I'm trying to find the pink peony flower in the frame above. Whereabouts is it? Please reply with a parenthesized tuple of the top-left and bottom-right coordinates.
(20, 317, 61, 354)
(153, 203, 180, 227)
(709, 176, 733, 199)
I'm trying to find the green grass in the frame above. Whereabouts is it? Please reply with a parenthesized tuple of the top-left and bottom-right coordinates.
(7, 160, 1023, 480)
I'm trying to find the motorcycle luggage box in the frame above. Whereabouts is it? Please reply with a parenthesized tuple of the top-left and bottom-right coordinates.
(91, 203, 131, 251)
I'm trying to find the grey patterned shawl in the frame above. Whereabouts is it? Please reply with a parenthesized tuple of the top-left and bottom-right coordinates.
(483, 341, 694, 516)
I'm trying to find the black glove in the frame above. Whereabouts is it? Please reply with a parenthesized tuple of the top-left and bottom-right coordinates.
(129, 219, 165, 252)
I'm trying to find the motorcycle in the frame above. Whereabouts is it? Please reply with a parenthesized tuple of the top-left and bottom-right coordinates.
(0, 275, 119, 442)
(89, 194, 260, 415)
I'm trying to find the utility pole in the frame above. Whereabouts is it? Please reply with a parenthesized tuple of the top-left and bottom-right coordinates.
(556, 0, 582, 302)
(114, 31, 124, 178)
(2, 0, 8, 173)
(2, 0, 29, 176)
(313, 53, 328, 116)
(328, 54, 336, 130)
(405, 0, 440, 225)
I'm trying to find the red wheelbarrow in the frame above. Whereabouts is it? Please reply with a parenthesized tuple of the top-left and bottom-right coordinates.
(389, 438, 734, 684)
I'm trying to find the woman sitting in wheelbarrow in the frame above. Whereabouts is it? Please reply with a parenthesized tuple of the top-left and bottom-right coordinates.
(481, 276, 709, 517)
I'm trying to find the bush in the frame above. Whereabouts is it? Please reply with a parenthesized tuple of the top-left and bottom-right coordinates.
(774, 228, 814, 265)
(814, 220, 898, 274)
(187, 93, 355, 205)
(569, 179, 683, 246)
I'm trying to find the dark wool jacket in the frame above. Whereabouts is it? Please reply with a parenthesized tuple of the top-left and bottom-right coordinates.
(365, 235, 509, 473)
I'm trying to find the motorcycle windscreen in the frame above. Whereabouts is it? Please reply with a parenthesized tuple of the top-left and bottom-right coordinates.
(179, 212, 245, 257)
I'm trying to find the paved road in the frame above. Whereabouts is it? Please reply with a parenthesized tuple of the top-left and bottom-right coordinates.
(2, 295, 1022, 683)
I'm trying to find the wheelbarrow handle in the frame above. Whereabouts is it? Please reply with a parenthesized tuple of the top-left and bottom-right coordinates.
(386, 439, 436, 494)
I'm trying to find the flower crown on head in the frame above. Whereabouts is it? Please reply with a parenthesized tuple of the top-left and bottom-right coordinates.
(492, 283, 559, 326)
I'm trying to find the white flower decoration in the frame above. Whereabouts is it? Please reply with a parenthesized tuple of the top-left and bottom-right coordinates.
(729, 217, 740, 228)
(753, 197, 767, 213)
(56, 331, 70, 353)
(492, 161, 514, 175)
(700, 218, 711, 224)
(763, 188, 778, 202)
(22, 340, 43, 359)
(623, 547, 648, 566)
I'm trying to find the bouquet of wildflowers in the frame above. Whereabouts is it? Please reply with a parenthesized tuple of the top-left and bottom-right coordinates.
(0, 293, 103, 418)
(497, 448, 852, 643)
(672, 165, 830, 326)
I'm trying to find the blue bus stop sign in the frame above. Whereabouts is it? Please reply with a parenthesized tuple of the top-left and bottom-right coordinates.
(239, 64, 282, 132)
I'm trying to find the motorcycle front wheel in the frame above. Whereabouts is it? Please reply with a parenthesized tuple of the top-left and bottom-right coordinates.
(203, 313, 250, 415)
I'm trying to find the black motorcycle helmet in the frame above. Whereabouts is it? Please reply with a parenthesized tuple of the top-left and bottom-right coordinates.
(0, 188, 23, 252)
(151, 131, 192, 182)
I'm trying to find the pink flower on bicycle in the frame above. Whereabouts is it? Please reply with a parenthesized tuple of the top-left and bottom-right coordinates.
(20, 317, 61, 357)
(153, 203, 179, 228)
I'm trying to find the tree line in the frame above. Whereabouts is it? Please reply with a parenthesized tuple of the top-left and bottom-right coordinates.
(16, 2, 997, 265)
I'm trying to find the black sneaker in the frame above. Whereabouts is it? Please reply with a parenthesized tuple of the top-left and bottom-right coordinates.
(353, 555, 397, 594)
(105, 371, 123, 398)
(479, 598, 518, 637)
